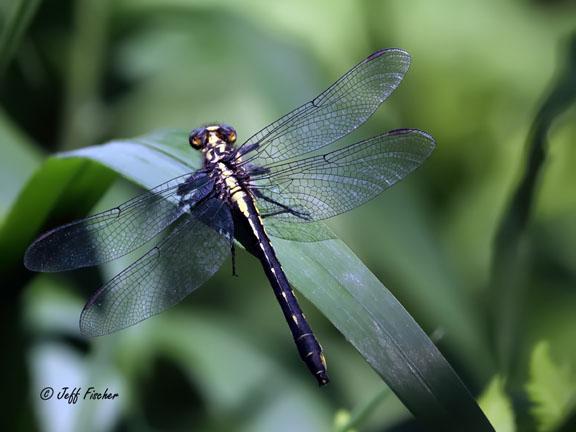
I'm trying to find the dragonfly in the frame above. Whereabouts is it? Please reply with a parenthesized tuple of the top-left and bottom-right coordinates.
(25, 48, 435, 386)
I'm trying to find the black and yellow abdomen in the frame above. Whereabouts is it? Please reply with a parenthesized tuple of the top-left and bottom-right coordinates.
(228, 179, 329, 386)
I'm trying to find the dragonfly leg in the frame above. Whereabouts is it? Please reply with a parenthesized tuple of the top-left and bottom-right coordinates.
(253, 190, 311, 220)
(231, 242, 238, 277)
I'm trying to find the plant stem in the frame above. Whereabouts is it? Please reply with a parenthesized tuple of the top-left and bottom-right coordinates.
(490, 32, 576, 381)
(335, 386, 391, 432)
(60, 0, 111, 150)
(0, 0, 43, 79)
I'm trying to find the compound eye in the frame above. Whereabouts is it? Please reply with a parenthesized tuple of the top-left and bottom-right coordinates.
(189, 129, 205, 149)
(220, 125, 237, 143)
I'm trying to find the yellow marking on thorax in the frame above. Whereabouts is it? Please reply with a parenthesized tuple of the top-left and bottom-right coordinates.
(217, 160, 269, 251)
(218, 162, 258, 220)
(217, 162, 259, 243)
(225, 176, 240, 192)
(217, 162, 242, 194)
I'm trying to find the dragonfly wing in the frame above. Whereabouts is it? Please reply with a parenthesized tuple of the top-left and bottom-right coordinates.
(80, 197, 233, 336)
(239, 49, 411, 166)
(250, 129, 435, 234)
(264, 219, 337, 242)
(24, 172, 214, 272)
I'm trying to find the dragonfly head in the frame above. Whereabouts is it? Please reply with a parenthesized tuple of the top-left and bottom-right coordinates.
(189, 124, 237, 150)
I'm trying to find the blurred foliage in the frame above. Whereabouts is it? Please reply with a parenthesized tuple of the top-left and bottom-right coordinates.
(479, 376, 515, 432)
(525, 342, 576, 431)
(1, 0, 576, 431)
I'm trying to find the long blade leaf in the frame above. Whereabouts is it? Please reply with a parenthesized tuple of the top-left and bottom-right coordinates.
(15, 129, 493, 430)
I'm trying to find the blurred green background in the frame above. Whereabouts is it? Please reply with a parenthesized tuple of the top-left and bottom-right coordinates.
(1, 0, 576, 431)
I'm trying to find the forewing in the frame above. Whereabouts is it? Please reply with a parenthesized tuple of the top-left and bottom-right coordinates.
(24, 172, 214, 272)
(239, 49, 411, 166)
(80, 198, 233, 336)
(251, 129, 435, 228)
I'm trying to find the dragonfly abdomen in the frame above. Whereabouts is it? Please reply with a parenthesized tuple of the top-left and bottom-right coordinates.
(231, 189, 329, 386)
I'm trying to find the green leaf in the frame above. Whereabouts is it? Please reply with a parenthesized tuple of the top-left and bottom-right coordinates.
(525, 341, 576, 432)
(478, 375, 516, 432)
(19, 129, 493, 431)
